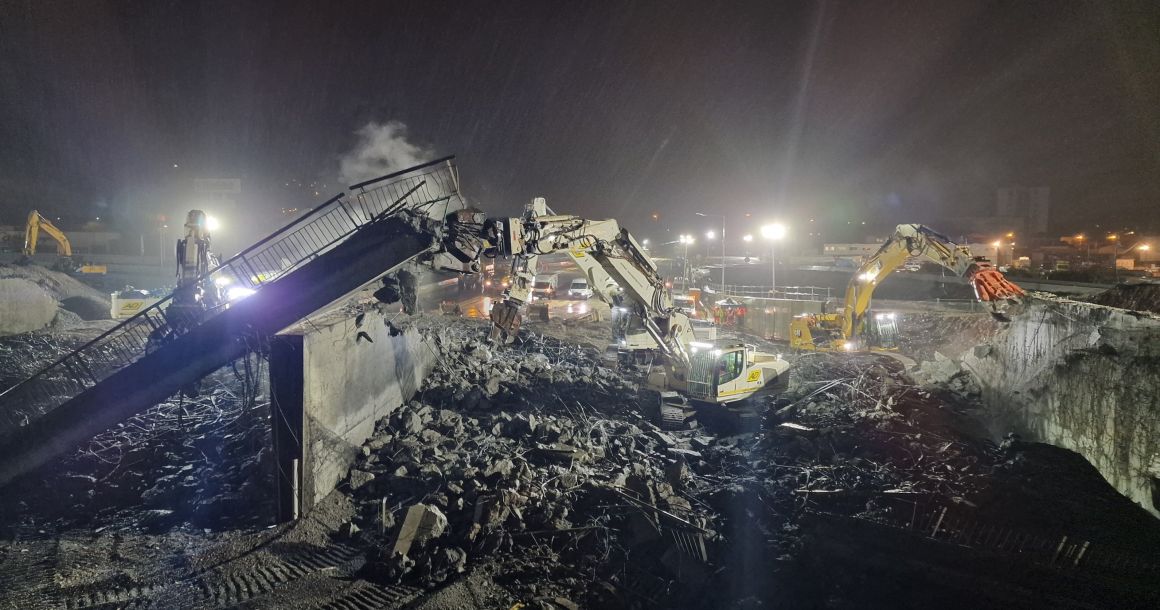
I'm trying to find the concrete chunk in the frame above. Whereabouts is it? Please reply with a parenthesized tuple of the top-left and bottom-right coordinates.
(392, 503, 448, 557)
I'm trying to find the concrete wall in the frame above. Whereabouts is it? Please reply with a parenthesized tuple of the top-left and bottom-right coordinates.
(960, 298, 1160, 517)
(272, 307, 436, 515)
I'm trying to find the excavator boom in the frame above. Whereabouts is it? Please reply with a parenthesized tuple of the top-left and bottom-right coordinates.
(469, 198, 790, 405)
(794, 224, 1026, 351)
(23, 210, 73, 257)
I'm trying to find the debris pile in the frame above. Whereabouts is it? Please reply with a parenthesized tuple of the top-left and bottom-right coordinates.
(758, 353, 995, 512)
(896, 311, 1001, 361)
(335, 320, 1009, 607)
(343, 327, 722, 607)
(0, 359, 275, 533)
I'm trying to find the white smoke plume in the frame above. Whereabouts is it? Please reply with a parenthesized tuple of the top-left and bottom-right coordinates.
(338, 121, 433, 186)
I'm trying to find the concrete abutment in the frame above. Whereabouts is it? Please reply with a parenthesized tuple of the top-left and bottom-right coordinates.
(270, 308, 436, 519)
(958, 298, 1160, 518)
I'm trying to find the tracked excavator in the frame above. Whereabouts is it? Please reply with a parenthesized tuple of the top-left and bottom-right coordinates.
(165, 209, 223, 329)
(21, 210, 107, 274)
(790, 224, 1027, 352)
(458, 197, 791, 407)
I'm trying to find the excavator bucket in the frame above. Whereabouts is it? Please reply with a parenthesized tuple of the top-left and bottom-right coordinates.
(488, 300, 522, 343)
(968, 267, 1027, 320)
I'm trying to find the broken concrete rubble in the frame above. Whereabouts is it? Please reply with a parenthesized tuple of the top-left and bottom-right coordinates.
(3, 310, 1160, 609)
(393, 503, 448, 556)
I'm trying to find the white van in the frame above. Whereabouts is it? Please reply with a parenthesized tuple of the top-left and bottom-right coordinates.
(530, 274, 559, 301)
(567, 278, 593, 299)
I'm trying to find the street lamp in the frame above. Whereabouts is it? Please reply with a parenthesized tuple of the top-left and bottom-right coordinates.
(159, 224, 169, 266)
(678, 234, 696, 285)
(696, 212, 725, 292)
(760, 223, 787, 294)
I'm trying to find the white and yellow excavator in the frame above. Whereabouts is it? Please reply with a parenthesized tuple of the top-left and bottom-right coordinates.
(21, 210, 106, 274)
(475, 197, 791, 406)
(165, 209, 222, 327)
(790, 224, 1027, 352)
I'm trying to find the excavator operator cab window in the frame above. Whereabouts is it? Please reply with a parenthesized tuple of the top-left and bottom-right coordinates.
(717, 350, 743, 384)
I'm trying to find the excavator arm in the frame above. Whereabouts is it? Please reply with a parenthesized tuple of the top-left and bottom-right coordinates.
(485, 198, 694, 366)
(23, 210, 73, 257)
(841, 224, 1026, 342)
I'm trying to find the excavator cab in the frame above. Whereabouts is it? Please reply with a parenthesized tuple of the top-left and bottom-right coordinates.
(864, 312, 900, 350)
(684, 343, 788, 404)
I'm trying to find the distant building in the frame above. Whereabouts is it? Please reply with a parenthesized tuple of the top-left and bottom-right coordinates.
(996, 187, 1050, 234)
(822, 243, 882, 262)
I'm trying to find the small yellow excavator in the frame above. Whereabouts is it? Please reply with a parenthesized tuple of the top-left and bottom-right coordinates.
(790, 224, 1026, 352)
(22, 210, 107, 274)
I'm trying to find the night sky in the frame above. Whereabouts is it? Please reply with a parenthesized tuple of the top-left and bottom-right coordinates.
(1, 0, 1157, 245)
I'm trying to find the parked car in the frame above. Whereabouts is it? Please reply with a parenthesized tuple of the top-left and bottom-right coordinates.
(567, 278, 593, 299)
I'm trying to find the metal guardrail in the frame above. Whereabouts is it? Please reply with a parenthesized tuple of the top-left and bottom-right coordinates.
(0, 157, 462, 432)
(671, 278, 832, 302)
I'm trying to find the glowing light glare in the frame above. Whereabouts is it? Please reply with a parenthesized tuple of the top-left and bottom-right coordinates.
(858, 272, 875, 283)
(226, 286, 256, 301)
(1139, 244, 1151, 251)
(206, 215, 221, 232)
(742, 234, 753, 242)
(689, 341, 713, 349)
(705, 230, 716, 240)
(842, 342, 856, 352)
(760, 223, 787, 240)
(213, 276, 232, 287)
(992, 240, 1002, 247)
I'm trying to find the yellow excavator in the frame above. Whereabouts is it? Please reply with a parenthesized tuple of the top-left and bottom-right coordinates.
(790, 224, 1026, 352)
(22, 210, 107, 274)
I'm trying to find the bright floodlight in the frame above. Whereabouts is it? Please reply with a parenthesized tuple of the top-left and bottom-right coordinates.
(742, 234, 753, 242)
(760, 223, 786, 240)
(705, 230, 715, 240)
(992, 240, 1001, 247)
(206, 215, 221, 232)
(1139, 244, 1151, 251)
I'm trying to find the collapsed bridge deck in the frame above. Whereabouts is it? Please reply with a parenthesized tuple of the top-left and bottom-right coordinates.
(0, 158, 462, 487)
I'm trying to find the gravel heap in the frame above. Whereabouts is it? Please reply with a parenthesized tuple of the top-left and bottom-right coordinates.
(1087, 282, 1160, 314)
